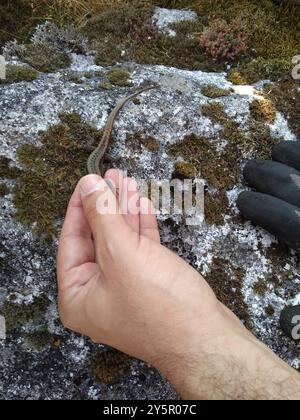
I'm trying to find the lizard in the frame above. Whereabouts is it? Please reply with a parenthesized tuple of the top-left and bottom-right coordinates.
(87, 83, 158, 176)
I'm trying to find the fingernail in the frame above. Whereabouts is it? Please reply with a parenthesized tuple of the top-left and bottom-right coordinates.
(80, 175, 105, 197)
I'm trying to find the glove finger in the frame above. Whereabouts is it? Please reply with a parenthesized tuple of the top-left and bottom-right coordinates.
(237, 191, 300, 250)
(272, 141, 300, 172)
(243, 159, 300, 208)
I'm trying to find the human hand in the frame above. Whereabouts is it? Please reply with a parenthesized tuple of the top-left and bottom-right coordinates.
(57, 169, 300, 399)
(57, 170, 231, 362)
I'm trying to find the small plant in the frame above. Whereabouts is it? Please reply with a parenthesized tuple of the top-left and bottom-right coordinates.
(21, 43, 71, 73)
(0, 65, 39, 84)
(201, 84, 233, 98)
(199, 18, 248, 61)
(250, 99, 277, 124)
(107, 68, 131, 86)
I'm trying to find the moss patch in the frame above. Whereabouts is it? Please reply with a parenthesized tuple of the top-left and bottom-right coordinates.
(107, 68, 131, 87)
(0, 65, 39, 84)
(173, 162, 197, 179)
(247, 119, 280, 160)
(98, 81, 113, 90)
(0, 183, 9, 197)
(25, 330, 56, 351)
(227, 70, 248, 85)
(181, 0, 300, 61)
(126, 133, 160, 153)
(90, 349, 132, 385)
(250, 99, 276, 124)
(205, 190, 230, 225)
(253, 279, 268, 296)
(265, 304, 275, 317)
(201, 85, 232, 98)
(1, 296, 50, 331)
(169, 104, 250, 191)
(85, 1, 221, 71)
(82, 0, 300, 75)
(228, 58, 292, 85)
(11, 113, 102, 238)
(206, 257, 252, 329)
(201, 102, 229, 125)
(21, 43, 71, 73)
(267, 79, 300, 139)
(0, 156, 21, 179)
(24, 328, 60, 352)
(169, 134, 236, 190)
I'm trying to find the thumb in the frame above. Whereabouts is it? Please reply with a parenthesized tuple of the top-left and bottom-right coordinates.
(79, 174, 131, 244)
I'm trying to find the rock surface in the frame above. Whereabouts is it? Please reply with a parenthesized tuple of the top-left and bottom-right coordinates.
(0, 10, 299, 399)
(152, 7, 198, 37)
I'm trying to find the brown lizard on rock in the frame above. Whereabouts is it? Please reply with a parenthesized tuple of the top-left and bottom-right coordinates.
(87, 83, 157, 176)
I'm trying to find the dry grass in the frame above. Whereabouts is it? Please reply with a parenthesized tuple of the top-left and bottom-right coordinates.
(28, 0, 124, 26)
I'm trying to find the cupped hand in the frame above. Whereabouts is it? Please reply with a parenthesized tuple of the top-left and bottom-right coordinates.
(57, 170, 237, 364)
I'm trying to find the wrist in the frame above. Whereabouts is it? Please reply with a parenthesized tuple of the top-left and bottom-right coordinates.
(154, 310, 300, 400)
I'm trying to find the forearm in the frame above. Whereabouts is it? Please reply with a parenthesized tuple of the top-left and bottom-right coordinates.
(155, 316, 300, 400)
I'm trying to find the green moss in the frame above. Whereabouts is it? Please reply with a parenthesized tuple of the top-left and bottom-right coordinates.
(181, 0, 300, 61)
(228, 58, 292, 85)
(1, 0, 299, 77)
(90, 349, 132, 385)
(0, 183, 9, 197)
(250, 99, 276, 124)
(85, 1, 221, 71)
(1, 296, 50, 331)
(0, 65, 39, 85)
(106, 68, 131, 87)
(132, 97, 141, 105)
(83, 0, 300, 75)
(126, 133, 160, 153)
(98, 81, 114, 90)
(206, 257, 252, 329)
(201, 102, 228, 125)
(173, 162, 197, 179)
(205, 190, 230, 225)
(201, 85, 233, 98)
(0, 156, 21, 179)
(21, 43, 71, 73)
(25, 330, 56, 351)
(267, 79, 300, 139)
(247, 119, 280, 160)
(227, 69, 249, 85)
(68, 73, 84, 84)
(12, 113, 102, 238)
(253, 279, 268, 296)
(265, 304, 275, 317)
(170, 100, 279, 192)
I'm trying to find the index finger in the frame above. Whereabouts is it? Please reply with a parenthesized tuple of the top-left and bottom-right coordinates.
(57, 181, 95, 284)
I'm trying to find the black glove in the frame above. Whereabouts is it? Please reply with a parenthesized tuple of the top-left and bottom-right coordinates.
(237, 141, 300, 251)
(237, 141, 300, 341)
